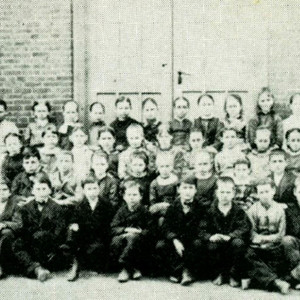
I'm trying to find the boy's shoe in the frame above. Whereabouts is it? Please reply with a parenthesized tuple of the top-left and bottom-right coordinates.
(241, 278, 251, 290)
(132, 269, 142, 280)
(274, 279, 290, 295)
(229, 277, 240, 288)
(169, 276, 180, 284)
(180, 269, 193, 286)
(118, 268, 130, 283)
(35, 267, 51, 282)
(295, 283, 300, 290)
(67, 259, 79, 282)
(212, 274, 223, 286)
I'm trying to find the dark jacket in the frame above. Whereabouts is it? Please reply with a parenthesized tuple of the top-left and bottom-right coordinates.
(144, 121, 162, 144)
(285, 203, 300, 238)
(0, 196, 22, 232)
(1, 153, 24, 185)
(98, 174, 119, 208)
(169, 119, 193, 146)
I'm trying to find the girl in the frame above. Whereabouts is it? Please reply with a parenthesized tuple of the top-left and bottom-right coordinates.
(247, 87, 283, 148)
(142, 98, 161, 145)
(24, 101, 56, 147)
(284, 128, 300, 177)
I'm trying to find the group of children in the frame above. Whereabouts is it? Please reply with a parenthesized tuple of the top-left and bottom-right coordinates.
(0, 87, 300, 294)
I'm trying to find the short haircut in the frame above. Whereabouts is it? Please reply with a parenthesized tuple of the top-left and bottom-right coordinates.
(173, 96, 190, 108)
(255, 126, 271, 138)
(4, 132, 22, 144)
(89, 101, 105, 113)
(23, 146, 41, 161)
(82, 175, 99, 188)
(216, 176, 235, 191)
(122, 179, 143, 195)
(0, 99, 7, 110)
(155, 152, 174, 165)
(194, 150, 214, 164)
(285, 128, 300, 141)
(220, 127, 238, 138)
(63, 100, 79, 112)
(142, 97, 158, 109)
(179, 175, 197, 187)
(197, 93, 214, 105)
(269, 149, 287, 161)
(254, 177, 276, 191)
(32, 101, 51, 112)
(289, 93, 300, 104)
(115, 96, 132, 108)
(189, 127, 204, 137)
(41, 128, 59, 138)
(33, 173, 52, 190)
(157, 122, 172, 136)
(98, 126, 116, 139)
(70, 125, 88, 136)
(233, 158, 251, 169)
(126, 123, 144, 136)
(129, 150, 149, 166)
(91, 150, 109, 163)
(57, 150, 74, 161)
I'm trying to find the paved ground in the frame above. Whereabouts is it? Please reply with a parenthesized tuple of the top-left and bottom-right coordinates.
(0, 272, 299, 300)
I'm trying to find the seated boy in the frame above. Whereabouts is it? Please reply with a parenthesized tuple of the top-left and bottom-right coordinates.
(157, 175, 204, 286)
(198, 177, 251, 287)
(65, 176, 113, 281)
(111, 180, 153, 283)
(88, 102, 106, 147)
(12, 174, 68, 282)
(246, 178, 290, 294)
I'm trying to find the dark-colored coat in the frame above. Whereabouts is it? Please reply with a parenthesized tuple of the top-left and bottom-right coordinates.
(285, 203, 300, 239)
(143, 121, 162, 144)
(0, 196, 22, 232)
(169, 119, 193, 146)
(98, 174, 119, 208)
(1, 153, 24, 185)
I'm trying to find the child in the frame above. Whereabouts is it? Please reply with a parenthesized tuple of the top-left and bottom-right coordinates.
(91, 151, 119, 209)
(247, 127, 273, 180)
(223, 93, 247, 142)
(194, 93, 224, 151)
(283, 93, 300, 137)
(66, 176, 113, 281)
(97, 126, 119, 177)
(232, 158, 256, 211)
(11, 147, 48, 205)
(118, 123, 155, 179)
(58, 100, 82, 150)
(111, 180, 153, 282)
(284, 128, 300, 176)
(198, 176, 251, 287)
(158, 175, 204, 285)
(1, 133, 23, 185)
(246, 178, 289, 294)
(69, 126, 93, 183)
(149, 153, 179, 218)
(247, 87, 283, 148)
(12, 174, 68, 282)
(194, 150, 217, 207)
(89, 101, 106, 147)
(38, 128, 61, 174)
(214, 128, 246, 177)
(110, 96, 140, 151)
(24, 101, 56, 147)
(142, 98, 161, 145)
(268, 149, 296, 206)
(169, 97, 192, 148)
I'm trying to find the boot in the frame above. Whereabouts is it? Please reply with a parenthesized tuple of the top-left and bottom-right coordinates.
(67, 258, 79, 282)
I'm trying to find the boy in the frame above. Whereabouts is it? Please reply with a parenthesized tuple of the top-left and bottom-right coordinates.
(12, 175, 68, 282)
(65, 176, 113, 281)
(282, 177, 300, 289)
(158, 175, 204, 285)
(198, 177, 251, 287)
(89, 102, 106, 147)
(268, 149, 296, 205)
(111, 180, 153, 282)
(169, 97, 192, 148)
(11, 147, 48, 205)
(110, 97, 139, 151)
(246, 178, 290, 294)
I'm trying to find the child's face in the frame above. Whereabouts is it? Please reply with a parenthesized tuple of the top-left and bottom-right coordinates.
(98, 131, 115, 151)
(269, 154, 286, 174)
(258, 91, 274, 113)
(178, 183, 196, 205)
(70, 129, 87, 147)
(0, 184, 10, 201)
(32, 182, 51, 203)
(92, 156, 108, 177)
(57, 154, 73, 173)
(124, 186, 142, 210)
(130, 157, 146, 175)
(198, 96, 214, 118)
(189, 132, 204, 150)
(34, 104, 49, 121)
(157, 133, 172, 150)
(157, 159, 173, 179)
(287, 131, 300, 152)
(5, 136, 22, 156)
(194, 153, 212, 176)
(234, 163, 250, 180)
(255, 130, 271, 152)
(174, 99, 189, 119)
(90, 104, 104, 123)
(127, 130, 143, 149)
(226, 96, 241, 119)
(293, 185, 300, 207)
(83, 182, 100, 200)
(216, 182, 235, 206)
(116, 101, 131, 120)
(23, 157, 40, 174)
(257, 184, 275, 207)
(290, 95, 300, 115)
(143, 101, 158, 121)
(222, 130, 238, 149)
(43, 132, 59, 148)
(63, 102, 79, 123)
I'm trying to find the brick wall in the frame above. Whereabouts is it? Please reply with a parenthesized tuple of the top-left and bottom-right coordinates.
(0, 0, 72, 128)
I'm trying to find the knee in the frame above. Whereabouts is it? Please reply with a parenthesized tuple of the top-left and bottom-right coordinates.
(231, 238, 245, 249)
(282, 236, 297, 248)
(1, 229, 14, 239)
